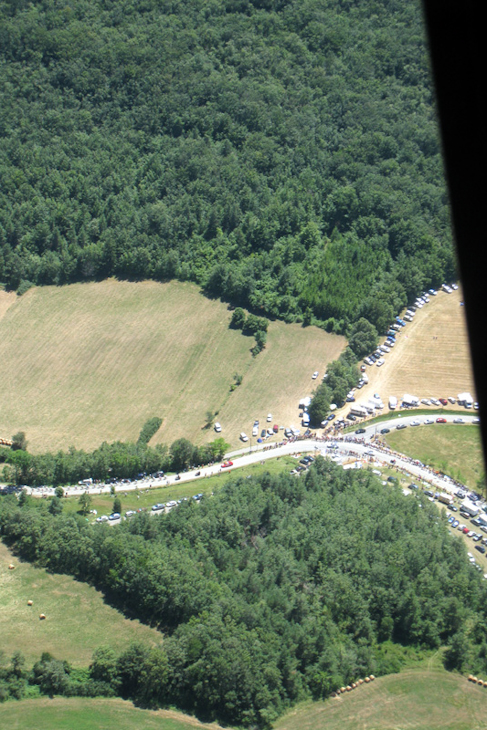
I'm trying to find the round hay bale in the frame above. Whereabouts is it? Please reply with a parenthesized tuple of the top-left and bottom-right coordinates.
(358, 679, 364, 685)
(39, 613, 46, 620)
(364, 677, 370, 683)
(473, 677, 478, 683)
(340, 687, 346, 693)
(8, 564, 15, 570)
(352, 683, 357, 689)
(478, 679, 483, 685)
(468, 675, 474, 682)
(370, 675, 376, 681)
(346, 685, 352, 692)
(331, 692, 337, 698)
(483, 681, 487, 688)
(27, 600, 33, 606)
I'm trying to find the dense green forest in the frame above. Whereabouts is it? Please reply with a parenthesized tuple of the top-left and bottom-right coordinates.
(1, 461, 486, 725)
(0, 0, 454, 332)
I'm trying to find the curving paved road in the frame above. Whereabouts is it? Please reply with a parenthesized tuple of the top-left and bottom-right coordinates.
(25, 414, 480, 507)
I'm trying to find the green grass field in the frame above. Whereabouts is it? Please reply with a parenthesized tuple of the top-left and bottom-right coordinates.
(0, 541, 160, 667)
(384, 424, 485, 488)
(275, 666, 487, 730)
(0, 280, 344, 454)
(0, 698, 223, 730)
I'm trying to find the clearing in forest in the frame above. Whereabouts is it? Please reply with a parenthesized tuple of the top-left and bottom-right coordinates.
(0, 280, 344, 453)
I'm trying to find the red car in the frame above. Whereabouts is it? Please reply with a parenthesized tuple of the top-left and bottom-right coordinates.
(273, 424, 279, 433)
(439, 398, 448, 406)
(222, 460, 233, 468)
(436, 417, 447, 423)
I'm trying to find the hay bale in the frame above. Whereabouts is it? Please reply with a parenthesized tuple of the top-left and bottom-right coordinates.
(331, 692, 337, 698)
(477, 679, 483, 685)
(364, 677, 370, 683)
(340, 687, 346, 693)
(468, 675, 474, 682)
(346, 685, 352, 692)
(483, 681, 487, 688)
(358, 678, 364, 685)
(351, 683, 357, 689)
(39, 613, 46, 620)
(8, 564, 15, 570)
(27, 600, 33, 606)
(370, 675, 375, 681)
(472, 677, 478, 683)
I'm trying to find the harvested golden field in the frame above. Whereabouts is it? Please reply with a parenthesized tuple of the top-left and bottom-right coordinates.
(358, 287, 476, 405)
(0, 280, 344, 452)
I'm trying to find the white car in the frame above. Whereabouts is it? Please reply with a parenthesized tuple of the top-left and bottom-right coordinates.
(451, 283, 458, 290)
(448, 397, 456, 404)
(214, 422, 222, 432)
(376, 358, 385, 367)
(240, 432, 249, 442)
(252, 426, 259, 437)
(267, 413, 272, 422)
(430, 398, 440, 405)
(410, 420, 421, 426)
(312, 371, 319, 379)
(424, 418, 434, 424)
(453, 418, 464, 424)
(421, 399, 431, 405)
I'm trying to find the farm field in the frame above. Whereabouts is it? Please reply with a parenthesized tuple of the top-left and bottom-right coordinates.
(0, 280, 344, 453)
(358, 287, 476, 406)
(274, 666, 487, 730)
(0, 540, 160, 666)
(384, 424, 484, 488)
(0, 697, 223, 730)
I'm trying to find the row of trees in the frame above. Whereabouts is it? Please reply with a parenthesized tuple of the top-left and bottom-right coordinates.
(2, 460, 487, 725)
(0, 0, 455, 333)
(0, 436, 229, 487)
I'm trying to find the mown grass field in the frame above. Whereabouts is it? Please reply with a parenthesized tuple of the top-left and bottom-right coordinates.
(0, 698, 223, 730)
(0, 540, 160, 667)
(0, 280, 344, 453)
(274, 666, 487, 730)
(356, 287, 477, 406)
(384, 424, 484, 488)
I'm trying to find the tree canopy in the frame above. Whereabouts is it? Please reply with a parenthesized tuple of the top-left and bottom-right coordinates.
(0, 0, 454, 332)
(1, 461, 486, 725)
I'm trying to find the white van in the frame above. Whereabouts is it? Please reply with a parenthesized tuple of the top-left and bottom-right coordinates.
(214, 422, 222, 432)
(240, 432, 248, 442)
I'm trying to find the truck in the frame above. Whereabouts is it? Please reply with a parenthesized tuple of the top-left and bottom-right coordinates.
(402, 394, 419, 407)
(351, 405, 367, 418)
(438, 493, 453, 506)
(461, 499, 480, 517)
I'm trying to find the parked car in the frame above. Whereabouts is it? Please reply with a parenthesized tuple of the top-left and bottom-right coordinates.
(439, 398, 448, 405)
(266, 413, 272, 422)
(475, 545, 486, 554)
(410, 420, 421, 426)
(346, 414, 357, 421)
(214, 422, 222, 432)
(240, 432, 249, 442)
(424, 418, 434, 424)
(453, 417, 464, 424)
(396, 423, 407, 429)
(355, 428, 366, 434)
(380, 428, 390, 434)
(436, 417, 447, 423)
(327, 414, 336, 421)
(222, 461, 233, 468)
(312, 371, 319, 379)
